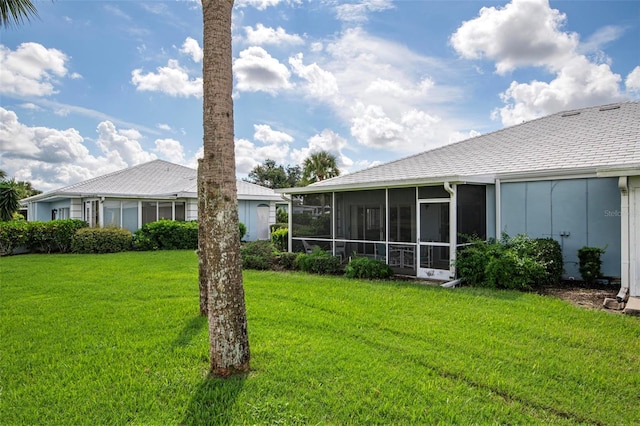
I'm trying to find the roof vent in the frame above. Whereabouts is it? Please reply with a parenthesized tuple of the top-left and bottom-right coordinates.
(561, 111, 580, 117)
(599, 104, 620, 111)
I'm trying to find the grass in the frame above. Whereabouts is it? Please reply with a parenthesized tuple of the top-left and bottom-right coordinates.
(1, 251, 639, 425)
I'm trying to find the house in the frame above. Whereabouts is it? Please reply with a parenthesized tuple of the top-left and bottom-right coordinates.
(21, 160, 286, 241)
(279, 102, 640, 300)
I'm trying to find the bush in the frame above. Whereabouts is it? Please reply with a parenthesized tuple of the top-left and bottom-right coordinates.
(0, 220, 29, 255)
(72, 228, 133, 254)
(531, 238, 564, 285)
(344, 256, 394, 280)
(270, 223, 288, 233)
(239, 222, 247, 241)
(578, 246, 606, 285)
(241, 240, 277, 270)
(456, 234, 561, 291)
(134, 220, 198, 250)
(276, 207, 288, 224)
(26, 219, 88, 253)
(295, 248, 342, 275)
(270, 227, 288, 252)
(276, 251, 298, 270)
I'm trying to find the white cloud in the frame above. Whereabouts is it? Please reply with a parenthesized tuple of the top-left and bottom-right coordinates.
(288, 53, 339, 101)
(20, 103, 41, 111)
(157, 123, 172, 131)
(155, 138, 185, 163)
(0, 108, 125, 191)
(253, 124, 294, 143)
(234, 137, 290, 174)
(626, 66, 640, 93)
(579, 25, 627, 56)
(235, 0, 300, 10)
(180, 37, 203, 63)
(131, 59, 202, 98)
(495, 56, 624, 126)
(95, 121, 156, 166)
(450, 0, 578, 75)
(233, 46, 292, 94)
(244, 24, 304, 46)
(290, 129, 352, 170)
(451, 0, 628, 126)
(0, 42, 69, 97)
(335, 0, 394, 23)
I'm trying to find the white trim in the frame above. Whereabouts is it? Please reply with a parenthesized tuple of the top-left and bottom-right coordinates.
(495, 178, 502, 237)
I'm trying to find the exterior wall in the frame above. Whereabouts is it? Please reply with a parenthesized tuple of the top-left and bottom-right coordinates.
(70, 199, 82, 219)
(237, 200, 276, 241)
(186, 199, 198, 221)
(486, 185, 497, 240)
(501, 177, 621, 280)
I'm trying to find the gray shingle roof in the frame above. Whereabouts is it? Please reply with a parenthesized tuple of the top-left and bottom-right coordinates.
(300, 102, 640, 192)
(26, 160, 283, 202)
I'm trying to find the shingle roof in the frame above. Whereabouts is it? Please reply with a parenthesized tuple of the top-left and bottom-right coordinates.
(299, 102, 640, 192)
(25, 160, 283, 202)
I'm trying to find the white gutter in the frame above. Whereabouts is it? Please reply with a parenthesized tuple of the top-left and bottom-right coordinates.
(618, 176, 630, 302)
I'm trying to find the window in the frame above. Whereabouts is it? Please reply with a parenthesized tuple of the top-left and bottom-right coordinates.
(122, 201, 138, 231)
(158, 202, 172, 220)
(142, 202, 157, 225)
(291, 193, 332, 238)
(103, 200, 122, 227)
(175, 202, 186, 221)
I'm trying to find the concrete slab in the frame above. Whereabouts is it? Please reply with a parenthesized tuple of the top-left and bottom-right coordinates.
(623, 297, 640, 316)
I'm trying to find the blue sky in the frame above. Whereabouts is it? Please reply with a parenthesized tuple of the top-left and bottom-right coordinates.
(1, 0, 638, 191)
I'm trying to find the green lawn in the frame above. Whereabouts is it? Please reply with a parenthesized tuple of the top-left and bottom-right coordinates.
(1, 251, 639, 425)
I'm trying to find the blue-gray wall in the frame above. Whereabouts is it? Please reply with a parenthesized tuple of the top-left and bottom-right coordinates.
(501, 177, 621, 279)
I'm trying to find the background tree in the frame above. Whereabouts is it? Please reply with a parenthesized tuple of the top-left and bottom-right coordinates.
(199, 0, 250, 377)
(301, 150, 340, 185)
(245, 159, 301, 189)
(0, 0, 38, 27)
(0, 180, 20, 221)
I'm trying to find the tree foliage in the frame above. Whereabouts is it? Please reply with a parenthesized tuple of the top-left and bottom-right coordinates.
(301, 151, 340, 185)
(245, 159, 301, 189)
(0, 0, 38, 28)
(0, 180, 20, 221)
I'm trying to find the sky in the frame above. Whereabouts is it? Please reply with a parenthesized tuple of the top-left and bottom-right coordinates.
(1, 0, 639, 192)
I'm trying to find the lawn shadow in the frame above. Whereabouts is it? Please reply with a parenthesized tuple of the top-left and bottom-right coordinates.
(172, 315, 207, 348)
(182, 372, 247, 425)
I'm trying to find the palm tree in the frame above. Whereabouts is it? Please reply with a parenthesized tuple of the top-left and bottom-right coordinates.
(0, 0, 38, 28)
(199, 0, 250, 377)
(0, 180, 20, 221)
(302, 150, 340, 184)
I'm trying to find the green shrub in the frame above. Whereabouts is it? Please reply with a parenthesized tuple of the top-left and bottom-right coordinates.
(270, 227, 288, 252)
(72, 228, 133, 254)
(0, 220, 29, 255)
(578, 246, 605, 285)
(239, 222, 247, 241)
(276, 251, 298, 270)
(344, 256, 394, 280)
(241, 240, 276, 270)
(270, 223, 288, 233)
(276, 207, 288, 224)
(134, 220, 198, 250)
(24, 220, 89, 254)
(295, 248, 342, 275)
(531, 238, 564, 285)
(456, 234, 560, 291)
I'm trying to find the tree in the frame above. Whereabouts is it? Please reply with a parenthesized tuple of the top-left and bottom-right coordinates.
(0, 0, 38, 28)
(245, 159, 301, 189)
(199, 0, 250, 377)
(0, 180, 20, 221)
(301, 150, 340, 185)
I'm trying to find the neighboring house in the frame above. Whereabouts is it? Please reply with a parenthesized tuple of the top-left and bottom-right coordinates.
(21, 160, 285, 242)
(279, 102, 640, 299)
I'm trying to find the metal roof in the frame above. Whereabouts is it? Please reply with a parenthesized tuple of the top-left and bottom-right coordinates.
(282, 102, 640, 193)
(23, 160, 284, 202)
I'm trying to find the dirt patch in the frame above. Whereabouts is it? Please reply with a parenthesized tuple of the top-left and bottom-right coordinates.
(538, 285, 619, 311)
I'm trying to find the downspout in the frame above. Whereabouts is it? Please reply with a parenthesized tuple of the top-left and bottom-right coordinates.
(618, 177, 630, 302)
(444, 181, 456, 279)
(287, 196, 293, 253)
(495, 178, 501, 238)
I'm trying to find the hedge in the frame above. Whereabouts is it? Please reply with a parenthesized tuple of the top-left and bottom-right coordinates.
(72, 228, 133, 254)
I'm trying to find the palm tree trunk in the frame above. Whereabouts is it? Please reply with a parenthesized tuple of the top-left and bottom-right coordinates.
(199, 0, 250, 377)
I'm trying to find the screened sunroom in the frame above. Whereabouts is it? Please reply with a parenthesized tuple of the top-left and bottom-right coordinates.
(287, 183, 494, 279)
